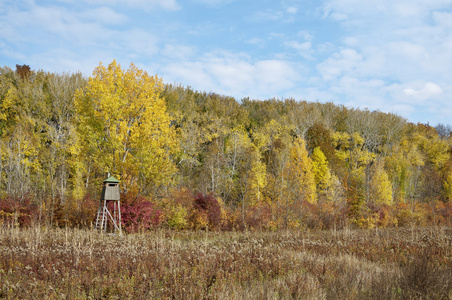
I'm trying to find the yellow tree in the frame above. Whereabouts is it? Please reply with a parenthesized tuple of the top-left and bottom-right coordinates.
(284, 137, 316, 227)
(419, 132, 449, 171)
(311, 147, 332, 200)
(332, 131, 375, 221)
(74, 60, 178, 195)
(444, 172, 452, 201)
(332, 131, 375, 180)
(385, 138, 424, 204)
(226, 127, 266, 226)
(254, 119, 291, 226)
(367, 159, 393, 205)
(248, 150, 267, 204)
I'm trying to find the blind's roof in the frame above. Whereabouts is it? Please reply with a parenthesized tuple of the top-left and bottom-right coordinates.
(103, 176, 119, 183)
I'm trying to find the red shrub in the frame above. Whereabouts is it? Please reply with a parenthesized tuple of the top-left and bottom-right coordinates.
(0, 196, 38, 227)
(120, 196, 163, 233)
(190, 193, 222, 230)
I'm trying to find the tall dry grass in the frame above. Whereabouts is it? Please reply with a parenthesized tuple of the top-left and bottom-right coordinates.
(0, 225, 451, 299)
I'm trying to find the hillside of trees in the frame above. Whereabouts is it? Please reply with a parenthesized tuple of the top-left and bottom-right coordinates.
(1, 62, 451, 231)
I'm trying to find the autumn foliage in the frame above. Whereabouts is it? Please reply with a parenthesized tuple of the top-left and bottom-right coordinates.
(0, 62, 452, 231)
(120, 195, 162, 233)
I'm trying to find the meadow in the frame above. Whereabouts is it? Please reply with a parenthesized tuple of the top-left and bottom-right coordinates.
(0, 226, 451, 299)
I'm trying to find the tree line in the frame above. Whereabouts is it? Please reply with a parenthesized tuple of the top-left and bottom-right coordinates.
(0, 61, 451, 231)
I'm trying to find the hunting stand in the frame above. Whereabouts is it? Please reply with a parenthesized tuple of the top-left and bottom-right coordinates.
(95, 176, 122, 235)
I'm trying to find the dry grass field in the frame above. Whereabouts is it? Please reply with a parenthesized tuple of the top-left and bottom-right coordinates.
(0, 226, 451, 299)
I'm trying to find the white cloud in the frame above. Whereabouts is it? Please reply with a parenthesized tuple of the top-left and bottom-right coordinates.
(0, 3, 120, 46)
(81, 7, 128, 25)
(285, 41, 311, 53)
(433, 11, 452, 27)
(161, 51, 301, 100)
(119, 29, 159, 56)
(388, 41, 427, 60)
(403, 82, 443, 100)
(250, 10, 284, 22)
(385, 104, 415, 118)
(164, 61, 216, 90)
(161, 44, 195, 60)
(314, 0, 452, 124)
(249, 3, 300, 23)
(255, 60, 299, 90)
(0, 1, 160, 71)
(317, 48, 362, 80)
(286, 6, 298, 14)
(247, 37, 265, 46)
(323, 0, 452, 21)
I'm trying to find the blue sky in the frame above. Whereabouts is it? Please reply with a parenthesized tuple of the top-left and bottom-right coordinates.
(1, 0, 452, 125)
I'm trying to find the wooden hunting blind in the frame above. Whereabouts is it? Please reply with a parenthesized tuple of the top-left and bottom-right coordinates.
(95, 176, 122, 235)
